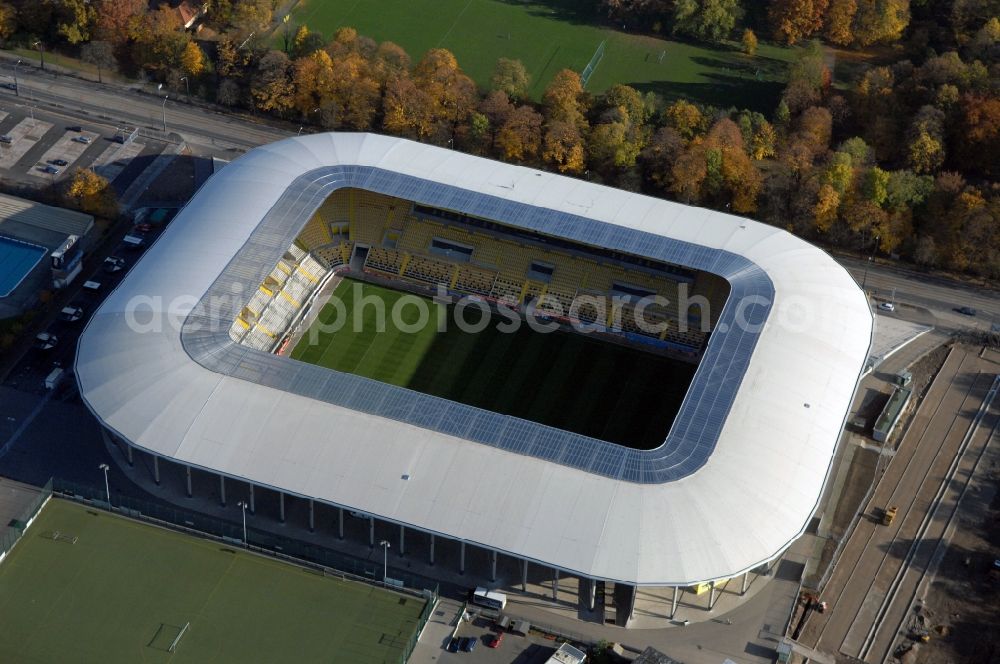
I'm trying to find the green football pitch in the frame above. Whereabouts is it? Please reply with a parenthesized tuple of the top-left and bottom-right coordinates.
(0, 499, 425, 663)
(282, 0, 795, 110)
(291, 278, 696, 449)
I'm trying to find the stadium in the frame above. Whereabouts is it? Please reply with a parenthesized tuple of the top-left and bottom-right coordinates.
(76, 133, 873, 625)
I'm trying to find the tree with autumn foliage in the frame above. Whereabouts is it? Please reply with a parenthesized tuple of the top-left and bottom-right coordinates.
(93, 0, 145, 45)
(542, 69, 589, 132)
(768, 0, 829, 44)
(64, 169, 118, 218)
(542, 121, 586, 174)
(496, 105, 543, 162)
(180, 41, 206, 78)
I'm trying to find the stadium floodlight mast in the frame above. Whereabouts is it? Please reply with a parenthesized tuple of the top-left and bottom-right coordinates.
(98, 463, 110, 506)
(380, 539, 390, 586)
(237, 500, 249, 547)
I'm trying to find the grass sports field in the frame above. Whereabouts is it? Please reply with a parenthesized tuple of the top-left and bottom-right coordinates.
(291, 278, 696, 449)
(282, 0, 795, 110)
(0, 499, 424, 663)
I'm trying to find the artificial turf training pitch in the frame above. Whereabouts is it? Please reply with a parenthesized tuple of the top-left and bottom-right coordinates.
(291, 278, 697, 449)
(0, 499, 424, 663)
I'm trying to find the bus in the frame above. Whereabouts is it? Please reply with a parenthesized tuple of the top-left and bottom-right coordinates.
(51, 235, 83, 289)
(471, 587, 507, 611)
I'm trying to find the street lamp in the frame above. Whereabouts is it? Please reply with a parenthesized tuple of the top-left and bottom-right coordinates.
(861, 235, 880, 292)
(13, 59, 20, 97)
(237, 500, 249, 547)
(379, 539, 390, 586)
(98, 463, 111, 506)
(156, 84, 169, 132)
(180, 76, 190, 101)
(32, 41, 44, 70)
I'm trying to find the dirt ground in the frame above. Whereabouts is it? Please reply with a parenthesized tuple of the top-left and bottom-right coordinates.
(805, 344, 952, 590)
(906, 420, 1000, 664)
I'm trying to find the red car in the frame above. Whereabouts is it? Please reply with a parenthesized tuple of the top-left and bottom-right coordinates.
(487, 632, 503, 648)
(133, 223, 153, 233)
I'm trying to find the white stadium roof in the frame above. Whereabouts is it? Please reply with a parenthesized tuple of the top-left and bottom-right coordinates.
(76, 133, 873, 586)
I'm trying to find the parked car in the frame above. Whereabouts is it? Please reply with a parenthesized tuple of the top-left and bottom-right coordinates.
(34, 332, 58, 350)
(103, 256, 125, 273)
(49, 158, 68, 166)
(487, 632, 503, 648)
(460, 637, 478, 652)
(133, 223, 153, 233)
(447, 637, 461, 653)
(1, 82, 16, 91)
(72, 135, 91, 144)
(0, 135, 12, 144)
(66, 125, 83, 132)
(956, 306, 977, 316)
(41, 165, 60, 175)
(59, 306, 84, 322)
(878, 302, 895, 312)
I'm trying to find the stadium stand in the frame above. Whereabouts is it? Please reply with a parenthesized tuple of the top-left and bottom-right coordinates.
(230, 188, 721, 352)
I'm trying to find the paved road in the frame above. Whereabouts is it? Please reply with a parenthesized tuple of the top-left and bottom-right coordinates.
(799, 346, 1000, 662)
(0, 56, 288, 152)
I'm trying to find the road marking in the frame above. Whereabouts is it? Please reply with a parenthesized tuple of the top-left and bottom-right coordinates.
(0, 118, 54, 169)
(28, 130, 99, 179)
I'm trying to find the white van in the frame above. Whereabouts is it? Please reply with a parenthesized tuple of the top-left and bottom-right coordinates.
(122, 234, 145, 250)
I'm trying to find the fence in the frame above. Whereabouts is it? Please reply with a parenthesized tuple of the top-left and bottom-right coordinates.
(0, 478, 53, 564)
(50, 478, 438, 662)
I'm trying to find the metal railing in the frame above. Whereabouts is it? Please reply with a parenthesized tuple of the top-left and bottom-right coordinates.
(0, 478, 52, 563)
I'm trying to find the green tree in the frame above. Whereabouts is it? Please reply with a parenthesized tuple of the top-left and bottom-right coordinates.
(672, 0, 742, 42)
(491, 58, 530, 101)
(853, 0, 910, 46)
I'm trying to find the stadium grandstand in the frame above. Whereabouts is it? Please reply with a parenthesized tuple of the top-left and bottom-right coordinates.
(75, 133, 873, 626)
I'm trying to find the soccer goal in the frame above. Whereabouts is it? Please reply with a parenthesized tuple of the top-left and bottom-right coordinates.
(42, 531, 78, 544)
(580, 40, 607, 89)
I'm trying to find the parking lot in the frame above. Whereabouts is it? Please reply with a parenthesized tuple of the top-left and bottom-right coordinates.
(0, 103, 168, 193)
(435, 610, 567, 664)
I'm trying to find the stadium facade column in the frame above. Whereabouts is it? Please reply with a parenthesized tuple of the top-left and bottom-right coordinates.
(429, 534, 435, 566)
(308, 499, 314, 532)
(399, 526, 405, 557)
(670, 585, 679, 619)
(459, 541, 465, 575)
(552, 569, 559, 601)
(490, 550, 497, 582)
(521, 559, 528, 591)
(126, 443, 133, 466)
(708, 581, 716, 611)
(279, 492, 285, 522)
(588, 579, 596, 611)
(248, 484, 255, 513)
(219, 476, 226, 506)
(185, 465, 192, 498)
(153, 455, 160, 485)
(337, 508, 344, 539)
(368, 517, 374, 548)
(741, 572, 748, 595)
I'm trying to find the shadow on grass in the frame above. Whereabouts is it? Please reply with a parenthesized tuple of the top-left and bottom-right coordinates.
(630, 75, 786, 114)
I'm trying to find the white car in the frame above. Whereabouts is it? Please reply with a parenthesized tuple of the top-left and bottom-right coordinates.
(72, 136, 92, 144)
(878, 302, 895, 312)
